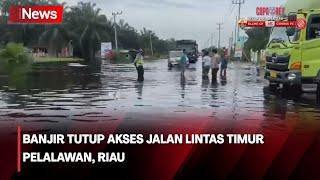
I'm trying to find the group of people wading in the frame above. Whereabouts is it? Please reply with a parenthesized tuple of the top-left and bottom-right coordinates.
(132, 48, 228, 83)
(201, 48, 228, 83)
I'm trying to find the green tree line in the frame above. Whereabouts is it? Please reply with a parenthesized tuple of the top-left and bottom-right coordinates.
(0, 1, 176, 61)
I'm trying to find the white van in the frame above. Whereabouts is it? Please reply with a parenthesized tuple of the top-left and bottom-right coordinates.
(168, 50, 183, 68)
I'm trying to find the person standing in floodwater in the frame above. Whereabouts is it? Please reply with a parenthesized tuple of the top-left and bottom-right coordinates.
(134, 49, 144, 82)
(220, 47, 228, 80)
(180, 49, 189, 76)
(211, 49, 221, 83)
(202, 50, 211, 79)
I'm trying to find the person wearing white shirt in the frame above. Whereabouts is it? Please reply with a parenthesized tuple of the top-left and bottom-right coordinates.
(211, 49, 221, 83)
(202, 50, 211, 79)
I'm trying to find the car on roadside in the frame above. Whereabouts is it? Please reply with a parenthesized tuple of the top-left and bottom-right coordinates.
(176, 40, 199, 63)
(168, 50, 184, 68)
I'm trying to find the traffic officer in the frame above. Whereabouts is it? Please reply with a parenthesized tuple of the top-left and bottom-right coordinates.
(134, 49, 144, 82)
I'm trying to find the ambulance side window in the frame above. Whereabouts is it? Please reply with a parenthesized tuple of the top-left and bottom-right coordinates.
(306, 15, 320, 40)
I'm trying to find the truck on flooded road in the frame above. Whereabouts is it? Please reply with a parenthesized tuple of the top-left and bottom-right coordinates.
(176, 40, 199, 64)
(264, 0, 320, 95)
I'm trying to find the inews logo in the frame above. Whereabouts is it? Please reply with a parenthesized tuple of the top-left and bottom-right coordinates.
(9, 6, 64, 24)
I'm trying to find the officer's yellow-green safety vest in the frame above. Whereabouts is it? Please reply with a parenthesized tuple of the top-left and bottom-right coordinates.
(136, 56, 144, 66)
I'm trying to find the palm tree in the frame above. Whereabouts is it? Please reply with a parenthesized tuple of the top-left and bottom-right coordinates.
(64, 2, 111, 61)
(117, 19, 140, 49)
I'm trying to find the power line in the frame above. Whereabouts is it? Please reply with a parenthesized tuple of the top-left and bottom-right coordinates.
(232, 0, 245, 42)
(202, 33, 215, 50)
(223, 1, 236, 23)
(234, 16, 237, 49)
(226, 5, 236, 23)
(204, 36, 212, 49)
(112, 11, 123, 51)
(210, 33, 213, 49)
(149, 33, 154, 56)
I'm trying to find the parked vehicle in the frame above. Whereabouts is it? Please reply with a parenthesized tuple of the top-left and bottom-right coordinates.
(264, 3, 320, 94)
(168, 50, 183, 68)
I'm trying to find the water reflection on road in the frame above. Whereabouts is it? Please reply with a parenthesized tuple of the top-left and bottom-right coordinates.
(1, 59, 320, 132)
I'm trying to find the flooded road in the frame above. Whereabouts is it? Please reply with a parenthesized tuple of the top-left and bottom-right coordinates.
(1, 59, 320, 132)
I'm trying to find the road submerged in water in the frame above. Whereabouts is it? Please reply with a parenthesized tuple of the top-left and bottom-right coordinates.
(0, 59, 320, 133)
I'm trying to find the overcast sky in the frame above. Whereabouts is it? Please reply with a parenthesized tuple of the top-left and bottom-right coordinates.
(64, 0, 287, 49)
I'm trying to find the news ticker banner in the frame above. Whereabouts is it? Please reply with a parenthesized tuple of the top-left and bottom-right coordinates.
(0, 112, 319, 180)
(3, 120, 319, 179)
(8, 6, 64, 24)
(7, 5, 305, 30)
(19, 132, 264, 165)
(239, 6, 307, 29)
(238, 19, 307, 29)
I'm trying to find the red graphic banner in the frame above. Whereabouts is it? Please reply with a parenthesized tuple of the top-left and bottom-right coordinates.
(9, 6, 64, 24)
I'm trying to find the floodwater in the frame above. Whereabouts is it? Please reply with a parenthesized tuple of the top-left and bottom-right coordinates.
(1, 59, 320, 132)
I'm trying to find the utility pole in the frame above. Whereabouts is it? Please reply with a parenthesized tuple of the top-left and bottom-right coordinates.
(230, 31, 234, 55)
(112, 11, 123, 51)
(210, 33, 214, 51)
(149, 33, 154, 56)
(232, 0, 245, 42)
(233, 16, 238, 57)
(217, 23, 223, 49)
